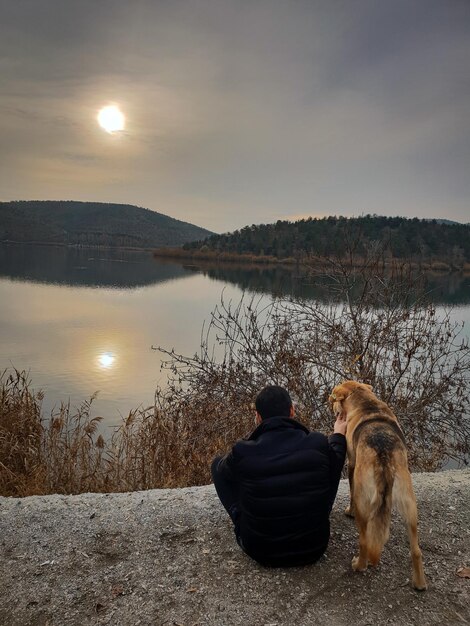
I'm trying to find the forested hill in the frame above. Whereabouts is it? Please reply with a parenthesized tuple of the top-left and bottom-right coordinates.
(0, 201, 213, 248)
(183, 215, 470, 264)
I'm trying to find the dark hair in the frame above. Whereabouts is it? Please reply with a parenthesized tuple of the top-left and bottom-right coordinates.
(255, 385, 292, 420)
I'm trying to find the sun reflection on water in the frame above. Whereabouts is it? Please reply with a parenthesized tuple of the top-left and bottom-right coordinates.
(98, 352, 115, 368)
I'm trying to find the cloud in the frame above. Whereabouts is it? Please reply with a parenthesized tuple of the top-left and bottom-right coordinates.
(0, 0, 469, 231)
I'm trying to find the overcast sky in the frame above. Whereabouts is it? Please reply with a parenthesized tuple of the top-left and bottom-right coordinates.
(0, 0, 469, 232)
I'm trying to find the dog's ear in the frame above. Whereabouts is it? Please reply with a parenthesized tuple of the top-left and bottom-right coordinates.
(329, 385, 348, 403)
(360, 383, 373, 392)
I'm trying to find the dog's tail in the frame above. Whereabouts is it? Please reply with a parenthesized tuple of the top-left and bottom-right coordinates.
(365, 464, 394, 566)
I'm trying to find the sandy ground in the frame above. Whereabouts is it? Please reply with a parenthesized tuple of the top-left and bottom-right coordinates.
(0, 469, 469, 626)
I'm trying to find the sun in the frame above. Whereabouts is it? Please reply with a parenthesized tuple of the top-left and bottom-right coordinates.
(97, 105, 125, 133)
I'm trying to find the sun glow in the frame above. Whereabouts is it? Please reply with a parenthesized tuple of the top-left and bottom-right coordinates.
(97, 105, 125, 133)
(98, 352, 116, 368)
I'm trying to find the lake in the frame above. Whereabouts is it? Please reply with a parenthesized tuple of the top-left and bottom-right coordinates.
(1, 243, 469, 427)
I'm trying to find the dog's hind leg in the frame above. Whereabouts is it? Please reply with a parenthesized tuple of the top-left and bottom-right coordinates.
(351, 464, 378, 571)
(351, 512, 369, 572)
(345, 464, 355, 517)
(394, 471, 427, 591)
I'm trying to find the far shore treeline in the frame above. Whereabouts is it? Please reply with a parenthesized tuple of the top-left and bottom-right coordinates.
(1, 202, 469, 270)
(155, 215, 470, 270)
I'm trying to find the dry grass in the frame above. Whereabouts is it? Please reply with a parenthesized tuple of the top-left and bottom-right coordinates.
(0, 370, 45, 496)
(153, 247, 292, 265)
(0, 370, 246, 497)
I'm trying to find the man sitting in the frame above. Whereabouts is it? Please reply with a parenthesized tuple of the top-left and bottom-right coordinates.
(211, 385, 347, 567)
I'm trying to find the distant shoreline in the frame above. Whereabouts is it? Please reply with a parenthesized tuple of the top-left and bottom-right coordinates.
(153, 246, 470, 274)
(2, 241, 469, 274)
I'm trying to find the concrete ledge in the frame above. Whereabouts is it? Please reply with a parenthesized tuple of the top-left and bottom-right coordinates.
(1, 470, 469, 625)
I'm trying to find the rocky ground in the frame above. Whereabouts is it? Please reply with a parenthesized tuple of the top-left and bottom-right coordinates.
(0, 469, 469, 626)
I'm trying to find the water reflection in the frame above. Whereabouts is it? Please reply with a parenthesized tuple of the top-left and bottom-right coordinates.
(98, 353, 116, 369)
(0, 243, 468, 425)
(184, 261, 470, 305)
(0, 243, 192, 289)
(0, 249, 246, 422)
(1, 243, 469, 304)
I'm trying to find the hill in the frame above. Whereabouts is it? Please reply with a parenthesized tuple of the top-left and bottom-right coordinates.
(0, 200, 213, 248)
(181, 215, 470, 266)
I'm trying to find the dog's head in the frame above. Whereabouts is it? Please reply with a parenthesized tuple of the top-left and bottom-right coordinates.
(328, 380, 373, 417)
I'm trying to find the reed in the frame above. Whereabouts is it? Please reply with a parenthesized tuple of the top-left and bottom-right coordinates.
(0, 370, 248, 496)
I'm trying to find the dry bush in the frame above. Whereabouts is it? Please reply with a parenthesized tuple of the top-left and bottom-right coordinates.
(156, 251, 470, 473)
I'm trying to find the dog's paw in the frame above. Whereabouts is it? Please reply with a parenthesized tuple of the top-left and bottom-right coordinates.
(412, 576, 428, 592)
(351, 556, 367, 572)
(344, 506, 354, 518)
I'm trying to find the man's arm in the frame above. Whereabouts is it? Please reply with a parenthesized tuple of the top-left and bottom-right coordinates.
(214, 449, 237, 480)
(327, 415, 347, 509)
(328, 433, 346, 478)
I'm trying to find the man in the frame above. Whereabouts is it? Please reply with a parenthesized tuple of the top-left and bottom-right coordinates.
(211, 385, 346, 567)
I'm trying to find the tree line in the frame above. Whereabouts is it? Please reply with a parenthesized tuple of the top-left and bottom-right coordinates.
(183, 215, 470, 266)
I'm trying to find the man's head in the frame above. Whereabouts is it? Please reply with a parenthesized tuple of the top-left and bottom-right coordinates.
(255, 385, 294, 421)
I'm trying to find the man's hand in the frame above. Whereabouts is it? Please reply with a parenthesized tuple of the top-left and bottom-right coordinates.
(333, 412, 347, 436)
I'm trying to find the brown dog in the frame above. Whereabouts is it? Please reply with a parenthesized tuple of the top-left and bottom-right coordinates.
(329, 380, 427, 590)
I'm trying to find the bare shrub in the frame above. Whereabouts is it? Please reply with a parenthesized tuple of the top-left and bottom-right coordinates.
(156, 253, 470, 472)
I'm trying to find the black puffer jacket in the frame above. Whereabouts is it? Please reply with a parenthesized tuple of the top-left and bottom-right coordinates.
(218, 416, 346, 567)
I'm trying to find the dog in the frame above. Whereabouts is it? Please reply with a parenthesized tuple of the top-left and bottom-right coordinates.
(329, 380, 427, 590)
